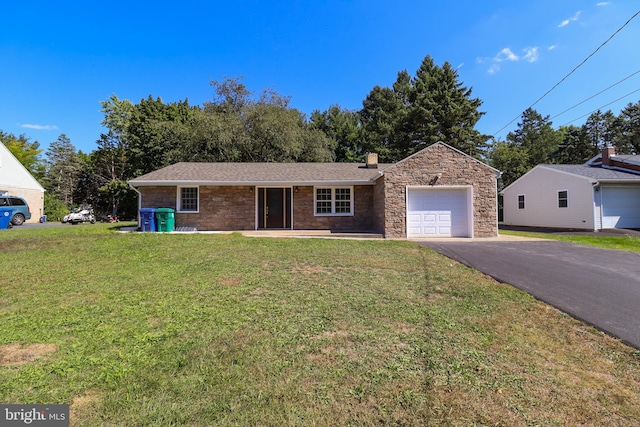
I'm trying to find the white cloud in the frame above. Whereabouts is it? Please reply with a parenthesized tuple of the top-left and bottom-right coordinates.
(596, 2, 610, 6)
(20, 124, 59, 131)
(548, 44, 558, 51)
(494, 48, 519, 62)
(523, 47, 539, 62)
(485, 46, 541, 74)
(558, 10, 581, 27)
(487, 64, 500, 75)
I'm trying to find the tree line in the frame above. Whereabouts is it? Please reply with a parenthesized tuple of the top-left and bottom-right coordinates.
(491, 104, 640, 188)
(2, 53, 639, 218)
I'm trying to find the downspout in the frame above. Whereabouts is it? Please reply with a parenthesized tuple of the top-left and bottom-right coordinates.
(592, 181, 602, 231)
(128, 182, 142, 231)
(375, 170, 385, 236)
(496, 171, 503, 237)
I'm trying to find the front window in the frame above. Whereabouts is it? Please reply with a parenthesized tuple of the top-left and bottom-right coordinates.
(558, 190, 568, 208)
(518, 195, 525, 209)
(179, 187, 199, 212)
(315, 187, 353, 216)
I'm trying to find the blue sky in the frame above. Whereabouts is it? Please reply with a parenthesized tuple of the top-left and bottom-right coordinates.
(1, 1, 639, 155)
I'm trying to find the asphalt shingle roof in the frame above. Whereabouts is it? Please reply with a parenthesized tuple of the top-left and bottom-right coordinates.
(130, 162, 393, 185)
(542, 164, 640, 181)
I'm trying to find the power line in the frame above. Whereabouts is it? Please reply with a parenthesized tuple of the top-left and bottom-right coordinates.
(561, 87, 640, 126)
(550, 68, 640, 120)
(492, 8, 640, 137)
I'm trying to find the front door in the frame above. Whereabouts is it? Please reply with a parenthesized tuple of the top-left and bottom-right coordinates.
(258, 188, 292, 229)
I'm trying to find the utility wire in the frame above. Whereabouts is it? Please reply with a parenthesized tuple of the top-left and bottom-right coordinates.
(550, 68, 640, 120)
(492, 8, 640, 137)
(561, 87, 640, 126)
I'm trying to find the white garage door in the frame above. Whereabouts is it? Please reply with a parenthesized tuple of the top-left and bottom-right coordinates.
(602, 187, 640, 229)
(407, 188, 470, 238)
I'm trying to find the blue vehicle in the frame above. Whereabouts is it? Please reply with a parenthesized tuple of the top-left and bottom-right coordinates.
(0, 196, 32, 226)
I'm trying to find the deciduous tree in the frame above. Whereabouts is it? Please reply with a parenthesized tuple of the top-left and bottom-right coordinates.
(0, 131, 45, 179)
(310, 106, 366, 162)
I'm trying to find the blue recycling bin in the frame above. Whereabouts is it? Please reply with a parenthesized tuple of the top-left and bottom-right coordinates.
(0, 207, 14, 229)
(140, 208, 157, 232)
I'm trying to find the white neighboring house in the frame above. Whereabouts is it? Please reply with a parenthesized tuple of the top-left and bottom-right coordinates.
(0, 142, 45, 223)
(502, 147, 640, 230)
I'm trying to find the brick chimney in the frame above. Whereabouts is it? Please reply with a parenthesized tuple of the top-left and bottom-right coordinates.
(602, 146, 615, 166)
(365, 153, 378, 169)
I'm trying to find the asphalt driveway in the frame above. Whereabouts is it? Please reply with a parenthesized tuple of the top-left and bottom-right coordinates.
(419, 238, 640, 349)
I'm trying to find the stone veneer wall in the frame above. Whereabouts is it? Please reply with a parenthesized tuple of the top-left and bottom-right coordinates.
(382, 143, 498, 238)
(293, 185, 375, 231)
(372, 177, 386, 234)
(194, 186, 255, 230)
(139, 186, 175, 209)
(139, 186, 255, 231)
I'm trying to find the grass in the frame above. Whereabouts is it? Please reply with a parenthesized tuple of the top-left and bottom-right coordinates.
(1, 224, 639, 426)
(500, 228, 640, 252)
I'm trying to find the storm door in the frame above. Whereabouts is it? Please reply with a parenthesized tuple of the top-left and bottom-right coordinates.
(258, 188, 292, 229)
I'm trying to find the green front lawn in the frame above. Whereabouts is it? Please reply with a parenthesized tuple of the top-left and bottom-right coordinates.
(1, 225, 639, 425)
(500, 229, 640, 252)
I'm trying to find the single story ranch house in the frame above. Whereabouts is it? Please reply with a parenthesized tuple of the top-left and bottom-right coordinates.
(128, 142, 500, 238)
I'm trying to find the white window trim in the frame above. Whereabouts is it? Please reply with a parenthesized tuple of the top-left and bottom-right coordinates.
(177, 186, 199, 213)
(314, 186, 354, 216)
(518, 194, 525, 209)
(558, 189, 568, 208)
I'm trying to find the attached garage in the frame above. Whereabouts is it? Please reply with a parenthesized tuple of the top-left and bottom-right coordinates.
(406, 186, 473, 238)
(601, 186, 640, 229)
(131, 142, 500, 238)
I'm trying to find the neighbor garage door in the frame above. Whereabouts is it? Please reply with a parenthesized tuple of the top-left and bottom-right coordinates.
(407, 187, 470, 238)
(601, 187, 640, 229)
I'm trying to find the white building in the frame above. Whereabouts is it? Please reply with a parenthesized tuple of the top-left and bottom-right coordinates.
(0, 142, 45, 222)
(502, 147, 640, 230)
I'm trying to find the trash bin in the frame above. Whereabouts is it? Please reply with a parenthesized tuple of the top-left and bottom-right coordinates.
(155, 208, 175, 232)
(0, 207, 14, 229)
(139, 208, 157, 232)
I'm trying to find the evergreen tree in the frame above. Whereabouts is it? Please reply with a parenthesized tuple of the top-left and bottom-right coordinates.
(583, 110, 617, 153)
(553, 125, 594, 164)
(616, 101, 640, 154)
(44, 134, 83, 206)
(359, 55, 489, 162)
(506, 108, 561, 166)
(490, 109, 562, 188)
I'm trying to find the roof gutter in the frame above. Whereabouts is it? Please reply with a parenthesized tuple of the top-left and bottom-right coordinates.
(128, 180, 377, 187)
(594, 179, 640, 184)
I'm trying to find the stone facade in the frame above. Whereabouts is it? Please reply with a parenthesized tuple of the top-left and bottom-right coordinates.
(139, 185, 375, 232)
(293, 185, 374, 231)
(134, 143, 498, 237)
(380, 143, 498, 238)
(140, 186, 255, 231)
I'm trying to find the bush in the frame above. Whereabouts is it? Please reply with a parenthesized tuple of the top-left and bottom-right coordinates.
(44, 193, 69, 221)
